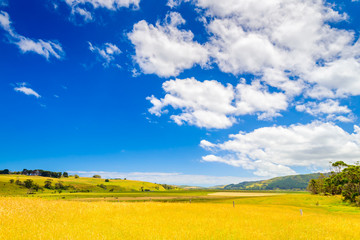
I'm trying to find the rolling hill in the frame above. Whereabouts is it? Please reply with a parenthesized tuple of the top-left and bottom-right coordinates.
(224, 173, 325, 190)
(0, 174, 170, 195)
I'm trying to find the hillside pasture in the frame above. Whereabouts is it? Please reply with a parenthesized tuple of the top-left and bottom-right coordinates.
(0, 174, 166, 195)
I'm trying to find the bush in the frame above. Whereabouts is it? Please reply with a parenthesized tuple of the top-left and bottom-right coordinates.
(24, 179, 34, 189)
(93, 175, 101, 179)
(32, 183, 42, 192)
(105, 179, 110, 182)
(44, 180, 53, 189)
(15, 179, 22, 186)
(9, 179, 14, 184)
(74, 174, 79, 178)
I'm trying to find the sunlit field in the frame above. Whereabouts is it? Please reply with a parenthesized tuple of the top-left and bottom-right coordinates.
(1, 194, 359, 239)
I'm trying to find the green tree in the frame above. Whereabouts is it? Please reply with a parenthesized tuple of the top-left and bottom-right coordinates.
(93, 175, 101, 178)
(44, 179, 53, 189)
(24, 179, 34, 189)
(308, 161, 360, 205)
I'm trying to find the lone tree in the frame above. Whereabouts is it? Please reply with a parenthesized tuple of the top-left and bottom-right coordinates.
(93, 175, 101, 179)
(62, 172, 69, 178)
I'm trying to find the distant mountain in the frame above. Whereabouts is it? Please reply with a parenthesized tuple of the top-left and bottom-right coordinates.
(224, 173, 325, 190)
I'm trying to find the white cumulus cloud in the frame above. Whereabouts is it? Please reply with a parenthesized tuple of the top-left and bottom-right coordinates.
(296, 99, 353, 122)
(147, 77, 288, 129)
(166, 0, 360, 100)
(201, 122, 360, 177)
(128, 12, 209, 77)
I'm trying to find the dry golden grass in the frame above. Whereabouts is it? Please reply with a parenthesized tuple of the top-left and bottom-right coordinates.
(0, 196, 360, 239)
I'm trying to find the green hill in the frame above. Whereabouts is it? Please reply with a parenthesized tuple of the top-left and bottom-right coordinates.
(0, 174, 169, 195)
(224, 173, 325, 190)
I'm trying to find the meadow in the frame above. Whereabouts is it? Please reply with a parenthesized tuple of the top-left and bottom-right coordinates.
(1, 174, 360, 239)
(1, 193, 360, 239)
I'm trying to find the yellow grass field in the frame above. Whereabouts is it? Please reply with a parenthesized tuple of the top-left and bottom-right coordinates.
(1, 194, 360, 240)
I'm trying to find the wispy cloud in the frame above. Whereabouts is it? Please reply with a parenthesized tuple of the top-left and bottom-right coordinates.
(0, 11, 64, 60)
(14, 83, 41, 98)
(63, 0, 141, 23)
(88, 42, 121, 68)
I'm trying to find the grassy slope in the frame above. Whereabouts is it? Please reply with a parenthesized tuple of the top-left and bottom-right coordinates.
(224, 173, 324, 190)
(0, 174, 166, 195)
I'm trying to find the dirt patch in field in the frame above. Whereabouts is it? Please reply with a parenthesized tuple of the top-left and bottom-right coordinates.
(208, 192, 282, 197)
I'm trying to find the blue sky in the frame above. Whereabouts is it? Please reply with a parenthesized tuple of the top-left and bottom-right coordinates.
(1, 0, 360, 186)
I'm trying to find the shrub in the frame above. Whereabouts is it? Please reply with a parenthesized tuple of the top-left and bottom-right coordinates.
(44, 180, 53, 189)
(105, 179, 110, 182)
(15, 179, 22, 186)
(24, 179, 34, 189)
(9, 179, 14, 184)
(93, 175, 101, 179)
(74, 174, 79, 178)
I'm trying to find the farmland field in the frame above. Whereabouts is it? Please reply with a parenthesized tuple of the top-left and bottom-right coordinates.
(1, 193, 359, 239)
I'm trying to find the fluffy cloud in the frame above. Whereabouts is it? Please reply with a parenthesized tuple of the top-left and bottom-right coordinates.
(296, 99, 353, 122)
(140, 0, 360, 129)
(201, 122, 360, 177)
(165, 0, 360, 99)
(14, 83, 41, 98)
(128, 12, 209, 77)
(63, 0, 140, 22)
(0, 11, 64, 60)
(147, 77, 288, 128)
(68, 171, 261, 186)
(306, 58, 360, 98)
(88, 42, 121, 67)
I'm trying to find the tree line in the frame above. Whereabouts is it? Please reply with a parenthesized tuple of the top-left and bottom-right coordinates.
(0, 169, 69, 178)
(308, 161, 360, 206)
